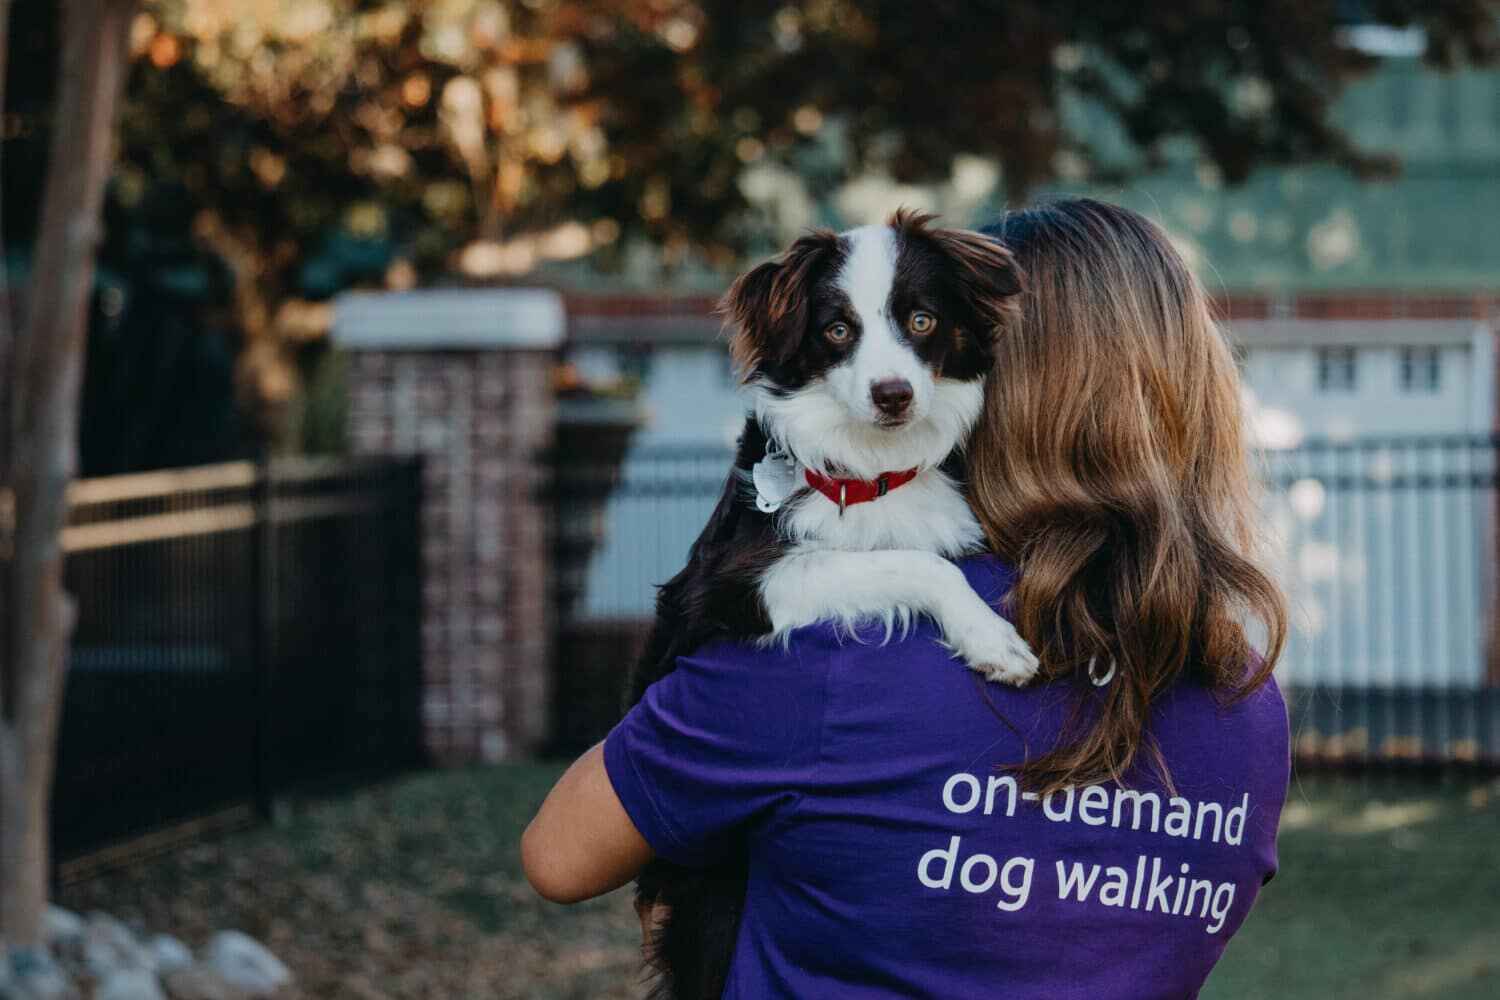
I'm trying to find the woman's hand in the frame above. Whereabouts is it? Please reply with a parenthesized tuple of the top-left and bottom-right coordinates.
(521, 742, 655, 903)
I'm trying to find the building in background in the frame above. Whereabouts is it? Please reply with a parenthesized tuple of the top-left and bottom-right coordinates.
(559, 54, 1500, 706)
(1232, 301, 1495, 445)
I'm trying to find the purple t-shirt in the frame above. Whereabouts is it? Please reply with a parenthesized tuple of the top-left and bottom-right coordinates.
(605, 554, 1289, 999)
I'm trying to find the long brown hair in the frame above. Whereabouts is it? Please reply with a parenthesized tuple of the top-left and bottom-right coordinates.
(970, 198, 1287, 791)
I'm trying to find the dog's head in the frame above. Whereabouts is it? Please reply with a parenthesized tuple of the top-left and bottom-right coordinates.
(720, 209, 1023, 478)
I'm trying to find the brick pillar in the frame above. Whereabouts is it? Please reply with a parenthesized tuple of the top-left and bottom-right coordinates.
(334, 289, 563, 763)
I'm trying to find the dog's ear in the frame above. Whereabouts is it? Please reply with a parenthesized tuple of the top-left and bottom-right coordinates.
(891, 209, 1024, 335)
(719, 230, 841, 378)
(720, 260, 782, 377)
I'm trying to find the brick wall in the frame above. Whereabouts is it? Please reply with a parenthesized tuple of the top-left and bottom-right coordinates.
(336, 290, 563, 763)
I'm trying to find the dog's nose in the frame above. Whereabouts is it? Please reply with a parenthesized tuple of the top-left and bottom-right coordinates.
(870, 378, 914, 418)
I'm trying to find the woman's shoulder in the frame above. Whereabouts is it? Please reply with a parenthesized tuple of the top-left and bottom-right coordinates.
(1149, 668, 1290, 800)
(1149, 654, 1288, 730)
(1239, 670, 1288, 721)
(953, 551, 1018, 603)
(1200, 659, 1289, 743)
(1229, 670, 1291, 760)
(672, 630, 842, 707)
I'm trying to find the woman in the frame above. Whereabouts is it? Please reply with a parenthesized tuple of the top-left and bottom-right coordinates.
(523, 198, 1290, 999)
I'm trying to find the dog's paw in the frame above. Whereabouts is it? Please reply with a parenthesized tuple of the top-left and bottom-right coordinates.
(944, 611, 1039, 686)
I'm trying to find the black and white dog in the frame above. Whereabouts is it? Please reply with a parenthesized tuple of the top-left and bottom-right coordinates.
(625, 210, 1036, 1000)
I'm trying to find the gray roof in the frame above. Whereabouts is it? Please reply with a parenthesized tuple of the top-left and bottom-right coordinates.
(333, 288, 565, 350)
(1049, 59, 1500, 292)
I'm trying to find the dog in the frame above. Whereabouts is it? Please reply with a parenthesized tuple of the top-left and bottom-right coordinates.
(624, 210, 1037, 1000)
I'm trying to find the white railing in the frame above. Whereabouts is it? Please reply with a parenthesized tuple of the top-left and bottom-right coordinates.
(1262, 437, 1495, 690)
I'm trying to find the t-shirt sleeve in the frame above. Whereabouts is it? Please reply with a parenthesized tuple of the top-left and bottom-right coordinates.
(1253, 675, 1291, 887)
(604, 635, 833, 867)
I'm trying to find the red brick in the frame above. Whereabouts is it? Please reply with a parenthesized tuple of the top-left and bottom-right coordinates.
(346, 339, 558, 762)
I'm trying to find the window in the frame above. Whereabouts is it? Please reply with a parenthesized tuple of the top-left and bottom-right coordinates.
(1316, 347, 1358, 392)
(1399, 346, 1441, 393)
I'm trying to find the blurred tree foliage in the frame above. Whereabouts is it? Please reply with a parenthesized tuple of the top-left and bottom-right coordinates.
(4, 0, 1497, 456)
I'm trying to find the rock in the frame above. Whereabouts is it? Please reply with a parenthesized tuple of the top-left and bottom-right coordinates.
(147, 938, 193, 976)
(160, 966, 249, 1000)
(94, 969, 165, 1000)
(40, 910, 83, 956)
(1, 946, 79, 1000)
(82, 914, 154, 980)
(202, 934, 289, 997)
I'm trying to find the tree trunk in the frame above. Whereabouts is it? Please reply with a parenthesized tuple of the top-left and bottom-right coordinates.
(0, 0, 11, 478)
(0, 0, 136, 950)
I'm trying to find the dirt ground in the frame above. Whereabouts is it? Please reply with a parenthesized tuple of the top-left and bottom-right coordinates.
(60, 765, 642, 1000)
(61, 766, 1500, 1000)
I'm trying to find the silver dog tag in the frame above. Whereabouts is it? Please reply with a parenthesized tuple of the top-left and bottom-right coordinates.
(752, 446, 799, 513)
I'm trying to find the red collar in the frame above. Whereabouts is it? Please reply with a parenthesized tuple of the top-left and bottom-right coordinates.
(804, 467, 920, 513)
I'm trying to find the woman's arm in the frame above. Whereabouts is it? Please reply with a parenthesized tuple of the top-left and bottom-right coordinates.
(520, 743, 654, 903)
(525, 635, 831, 904)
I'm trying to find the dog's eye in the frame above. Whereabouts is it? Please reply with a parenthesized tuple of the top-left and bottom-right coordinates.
(824, 321, 852, 344)
(908, 311, 937, 336)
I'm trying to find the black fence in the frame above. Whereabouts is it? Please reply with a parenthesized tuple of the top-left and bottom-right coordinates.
(551, 442, 737, 750)
(46, 456, 423, 878)
(555, 436, 1500, 768)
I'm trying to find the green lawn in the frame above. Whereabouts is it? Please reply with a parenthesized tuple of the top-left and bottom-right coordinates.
(1204, 775, 1500, 1000)
(61, 766, 1498, 999)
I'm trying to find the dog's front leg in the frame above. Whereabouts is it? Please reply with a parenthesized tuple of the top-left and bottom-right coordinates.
(759, 549, 1039, 684)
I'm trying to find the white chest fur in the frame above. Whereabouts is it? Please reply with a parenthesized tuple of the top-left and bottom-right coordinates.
(754, 477, 1036, 683)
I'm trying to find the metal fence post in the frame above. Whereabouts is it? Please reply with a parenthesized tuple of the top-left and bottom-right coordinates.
(399, 457, 426, 769)
(250, 455, 277, 820)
